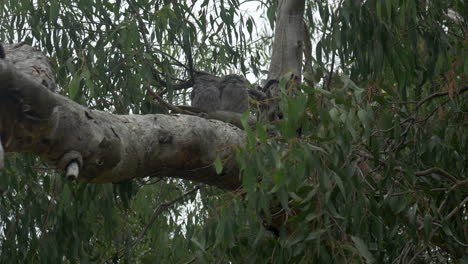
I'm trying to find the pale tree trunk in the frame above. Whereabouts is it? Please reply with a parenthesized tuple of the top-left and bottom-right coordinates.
(0, 0, 306, 190)
(268, 0, 306, 82)
(266, 0, 305, 120)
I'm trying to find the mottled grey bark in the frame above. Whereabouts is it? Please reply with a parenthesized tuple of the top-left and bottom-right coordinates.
(265, 0, 306, 120)
(267, 0, 305, 83)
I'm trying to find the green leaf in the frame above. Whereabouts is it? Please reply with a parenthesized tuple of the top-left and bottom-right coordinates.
(50, 2, 59, 23)
(316, 41, 323, 65)
(190, 237, 205, 251)
(358, 109, 369, 129)
(68, 72, 81, 100)
(214, 217, 225, 246)
(246, 17, 253, 37)
(214, 156, 223, 174)
(424, 214, 432, 239)
(332, 172, 346, 198)
(376, 0, 383, 23)
(286, 231, 305, 247)
(385, 0, 392, 22)
(463, 56, 468, 76)
(351, 236, 376, 263)
(266, 5, 276, 30)
(272, 168, 286, 186)
(305, 230, 325, 241)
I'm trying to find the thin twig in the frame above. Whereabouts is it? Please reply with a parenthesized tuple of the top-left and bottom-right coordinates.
(446, 195, 468, 220)
(324, 50, 336, 91)
(157, 79, 194, 96)
(415, 86, 468, 112)
(390, 86, 467, 154)
(103, 185, 201, 264)
(183, 245, 213, 264)
(449, 180, 468, 191)
(416, 99, 450, 124)
(407, 247, 427, 264)
(414, 167, 458, 183)
(137, 177, 165, 186)
(146, 86, 196, 115)
(248, 87, 268, 101)
(135, 185, 201, 243)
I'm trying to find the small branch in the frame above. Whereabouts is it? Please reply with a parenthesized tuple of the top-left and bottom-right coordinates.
(137, 177, 164, 186)
(324, 51, 335, 91)
(449, 180, 468, 191)
(31, 166, 57, 170)
(128, 1, 192, 96)
(407, 247, 426, 264)
(392, 86, 468, 153)
(104, 185, 201, 264)
(148, 86, 255, 129)
(322, 0, 343, 91)
(203, 110, 256, 129)
(153, 45, 190, 71)
(356, 151, 459, 184)
(146, 86, 195, 115)
(248, 87, 268, 101)
(415, 86, 468, 112)
(137, 185, 201, 242)
(446, 195, 468, 220)
(183, 245, 213, 264)
(392, 101, 451, 154)
(158, 79, 194, 96)
(414, 167, 458, 183)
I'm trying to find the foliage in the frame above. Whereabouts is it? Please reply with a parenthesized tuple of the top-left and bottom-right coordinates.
(220, 77, 467, 263)
(0, 0, 467, 263)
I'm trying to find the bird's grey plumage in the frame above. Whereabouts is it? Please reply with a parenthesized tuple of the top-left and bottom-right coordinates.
(219, 74, 249, 113)
(191, 73, 249, 114)
(191, 73, 221, 112)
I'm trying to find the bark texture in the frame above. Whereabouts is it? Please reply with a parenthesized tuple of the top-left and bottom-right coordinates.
(267, 0, 305, 85)
(265, 0, 305, 120)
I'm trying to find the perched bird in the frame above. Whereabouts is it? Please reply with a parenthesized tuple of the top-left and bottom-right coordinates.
(219, 74, 249, 113)
(191, 72, 222, 112)
(191, 73, 249, 114)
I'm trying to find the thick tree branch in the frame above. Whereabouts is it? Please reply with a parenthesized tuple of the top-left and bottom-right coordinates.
(0, 47, 245, 190)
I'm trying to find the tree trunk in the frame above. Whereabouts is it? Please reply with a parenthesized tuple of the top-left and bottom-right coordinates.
(265, 0, 305, 120)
